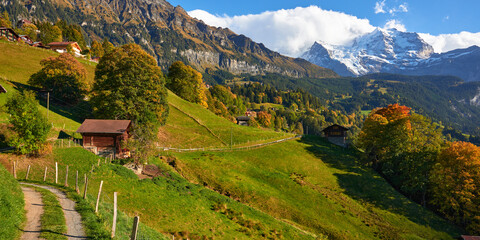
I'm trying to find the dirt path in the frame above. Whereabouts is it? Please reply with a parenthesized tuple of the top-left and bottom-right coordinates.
(20, 187, 44, 240)
(21, 183, 87, 239)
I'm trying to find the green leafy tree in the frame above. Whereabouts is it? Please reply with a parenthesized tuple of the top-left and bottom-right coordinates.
(92, 43, 169, 161)
(167, 61, 208, 107)
(29, 53, 88, 104)
(92, 43, 169, 125)
(102, 38, 115, 54)
(5, 91, 51, 155)
(55, 20, 86, 49)
(357, 104, 443, 203)
(90, 40, 104, 58)
(0, 11, 11, 28)
(17, 23, 38, 41)
(37, 22, 62, 44)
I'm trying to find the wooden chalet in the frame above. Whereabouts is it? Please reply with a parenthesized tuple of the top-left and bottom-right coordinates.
(76, 119, 131, 158)
(16, 19, 33, 29)
(236, 116, 251, 126)
(19, 35, 33, 45)
(0, 27, 21, 42)
(48, 41, 83, 57)
(322, 124, 349, 147)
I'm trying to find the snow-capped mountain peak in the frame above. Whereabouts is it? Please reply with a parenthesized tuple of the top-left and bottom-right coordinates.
(301, 28, 480, 81)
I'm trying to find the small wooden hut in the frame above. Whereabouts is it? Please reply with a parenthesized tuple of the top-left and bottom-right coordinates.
(322, 124, 349, 147)
(236, 116, 251, 126)
(76, 119, 131, 158)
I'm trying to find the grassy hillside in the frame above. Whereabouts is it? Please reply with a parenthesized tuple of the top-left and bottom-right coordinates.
(0, 40, 96, 85)
(0, 40, 96, 132)
(0, 164, 24, 239)
(170, 136, 463, 239)
(0, 40, 288, 146)
(5, 147, 318, 239)
(162, 90, 291, 148)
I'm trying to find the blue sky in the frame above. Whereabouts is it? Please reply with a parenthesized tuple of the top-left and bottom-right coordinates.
(169, 0, 480, 56)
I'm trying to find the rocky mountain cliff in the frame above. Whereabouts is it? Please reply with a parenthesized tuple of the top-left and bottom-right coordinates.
(0, 0, 337, 78)
(302, 28, 480, 81)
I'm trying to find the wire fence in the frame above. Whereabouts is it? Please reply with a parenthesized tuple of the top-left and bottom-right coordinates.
(158, 135, 301, 152)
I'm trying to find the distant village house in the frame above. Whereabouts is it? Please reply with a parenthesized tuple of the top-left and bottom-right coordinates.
(48, 41, 83, 57)
(0, 27, 21, 42)
(236, 116, 250, 126)
(76, 119, 131, 158)
(322, 124, 349, 148)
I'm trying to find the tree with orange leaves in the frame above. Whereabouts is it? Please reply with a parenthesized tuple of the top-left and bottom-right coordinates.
(357, 104, 412, 169)
(430, 141, 480, 233)
(358, 104, 443, 204)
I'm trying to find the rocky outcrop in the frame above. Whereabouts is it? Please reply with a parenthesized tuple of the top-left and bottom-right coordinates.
(4, 0, 337, 78)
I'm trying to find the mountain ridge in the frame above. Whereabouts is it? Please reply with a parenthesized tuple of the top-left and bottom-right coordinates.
(1, 0, 337, 78)
(302, 28, 480, 81)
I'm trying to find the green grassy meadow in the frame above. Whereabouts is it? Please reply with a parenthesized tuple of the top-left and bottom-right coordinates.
(163, 91, 292, 148)
(0, 164, 24, 239)
(170, 136, 462, 239)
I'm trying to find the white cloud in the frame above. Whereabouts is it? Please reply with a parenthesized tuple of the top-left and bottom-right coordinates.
(419, 32, 480, 53)
(383, 19, 406, 32)
(398, 3, 408, 13)
(374, 0, 386, 14)
(375, 1, 408, 15)
(189, 6, 375, 57)
(188, 6, 480, 56)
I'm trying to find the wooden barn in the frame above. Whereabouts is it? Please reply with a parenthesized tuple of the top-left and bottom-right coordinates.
(76, 119, 131, 158)
(236, 116, 250, 126)
(0, 27, 21, 42)
(322, 124, 349, 147)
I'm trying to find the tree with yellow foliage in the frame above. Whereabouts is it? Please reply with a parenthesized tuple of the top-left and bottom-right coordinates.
(430, 141, 480, 234)
(167, 61, 208, 107)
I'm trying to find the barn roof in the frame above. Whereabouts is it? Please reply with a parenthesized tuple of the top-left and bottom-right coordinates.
(461, 236, 480, 240)
(322, 124, 349, 132)
(236, 116, 251, 121)
(47, 41, 78, 47)
(76, 119, 131, 134)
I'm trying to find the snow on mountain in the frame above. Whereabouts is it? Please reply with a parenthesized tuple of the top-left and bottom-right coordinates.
(302, 28, 480, 81)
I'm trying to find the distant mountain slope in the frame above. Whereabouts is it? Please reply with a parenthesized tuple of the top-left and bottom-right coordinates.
(1, 0, 337, 78)
(302, 28, 480, 82)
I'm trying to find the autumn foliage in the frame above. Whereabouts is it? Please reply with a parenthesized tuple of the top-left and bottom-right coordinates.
(430, 141, 480, 233)
(358, 103, 480, 233)
(167, 61, 208, 108)
(29, 53, 88, 104)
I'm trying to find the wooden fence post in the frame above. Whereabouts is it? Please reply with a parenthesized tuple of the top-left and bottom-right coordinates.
(95, 180, 103, 213)
(83, 174, 88, 199)
(13, 161, 16, 179)
(130, 216, 140, 240)
(97, 159, 100, 166)
(43, 167, 47, 182)
(64, 165, 69, 187)
(112, 192, 117, 238)
(55, 162, 58, 184)
(75, 171, 79, 193)
(25, 165, 31, 180)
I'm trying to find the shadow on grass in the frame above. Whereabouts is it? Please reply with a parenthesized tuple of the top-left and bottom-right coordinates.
(9, 81, 91, 124)
(299, 135, 462, 236)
